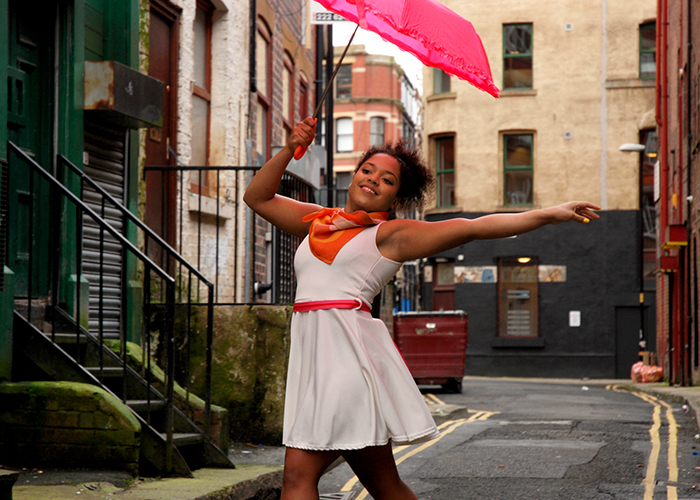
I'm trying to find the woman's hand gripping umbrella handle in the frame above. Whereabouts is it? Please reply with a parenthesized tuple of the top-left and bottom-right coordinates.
(290, 118, 318, 160)
(293, 25, 359, 160)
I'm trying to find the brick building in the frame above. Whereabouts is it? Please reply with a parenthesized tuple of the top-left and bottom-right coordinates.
(330, 45, 420, 203)
(249, 0, 318, 302)
(655, 0, 700, 385)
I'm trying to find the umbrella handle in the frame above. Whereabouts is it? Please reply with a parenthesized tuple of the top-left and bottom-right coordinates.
(294, 145, 306, 160)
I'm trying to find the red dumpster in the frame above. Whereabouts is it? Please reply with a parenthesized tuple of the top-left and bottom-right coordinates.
(393, 311, 468, 393)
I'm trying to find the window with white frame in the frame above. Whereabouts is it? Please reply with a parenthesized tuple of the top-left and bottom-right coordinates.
(370, 117, 385, 146)
(336, 117, 353, 152)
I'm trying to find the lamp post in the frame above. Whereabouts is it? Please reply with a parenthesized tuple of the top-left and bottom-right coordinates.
(619, 142, 647, 354)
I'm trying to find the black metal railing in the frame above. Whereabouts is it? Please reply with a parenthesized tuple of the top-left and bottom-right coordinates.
(143, 165, 316, 305)
(0, 158, 8, 292)
(8, 142, 183, 471)
(58, 155, 217, 435)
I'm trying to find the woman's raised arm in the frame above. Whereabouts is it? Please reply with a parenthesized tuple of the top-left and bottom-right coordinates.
(243, 118, 322, 237)
(378, 201, 601, 262)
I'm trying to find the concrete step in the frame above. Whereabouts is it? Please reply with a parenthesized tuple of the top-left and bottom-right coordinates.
(85, 366, 124, 377)
(160, 433, 205, 447)
(127, 399, 167, 412)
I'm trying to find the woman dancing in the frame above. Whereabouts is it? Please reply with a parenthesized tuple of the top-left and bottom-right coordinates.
(244, 117, 600, 500)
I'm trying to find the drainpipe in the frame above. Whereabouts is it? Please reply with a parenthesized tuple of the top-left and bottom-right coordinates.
(657, 0, 671, 378)
(685, 0, 693, 383)
(245, 0, 257, 303)
(315, 25, 324, 143)
(325, 25, 334, 207)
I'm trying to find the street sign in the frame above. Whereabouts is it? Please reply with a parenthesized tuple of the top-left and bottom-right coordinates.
(311, 1, 349, 24)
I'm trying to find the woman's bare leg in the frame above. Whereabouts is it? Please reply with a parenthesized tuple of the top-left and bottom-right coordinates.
(281, 447, 342, 500)
(342, 443, 418, 500)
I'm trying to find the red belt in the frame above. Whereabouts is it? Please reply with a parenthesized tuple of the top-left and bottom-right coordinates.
(293, 299, 371, 313)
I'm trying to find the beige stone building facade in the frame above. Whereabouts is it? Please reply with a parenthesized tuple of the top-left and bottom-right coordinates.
(423, 0, 655, 212)
(421, 0, 657, 379)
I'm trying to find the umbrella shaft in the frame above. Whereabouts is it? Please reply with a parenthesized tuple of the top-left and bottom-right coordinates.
(312, 24, 359, 119)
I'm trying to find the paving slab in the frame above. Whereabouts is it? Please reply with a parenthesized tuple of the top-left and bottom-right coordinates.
(11, 465, 282, 500)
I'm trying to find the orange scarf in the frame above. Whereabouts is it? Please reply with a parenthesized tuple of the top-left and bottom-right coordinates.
(302, 207, 388, 264)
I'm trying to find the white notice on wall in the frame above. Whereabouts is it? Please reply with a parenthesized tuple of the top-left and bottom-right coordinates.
(569, 310, 581, 327)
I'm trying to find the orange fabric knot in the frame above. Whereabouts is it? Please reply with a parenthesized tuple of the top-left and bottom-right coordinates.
(302, 207, 388, 264)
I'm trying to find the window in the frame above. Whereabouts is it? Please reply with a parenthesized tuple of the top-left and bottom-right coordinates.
(336, 64, 352, 98)
(433, 69, 451, 94)
(256, 20, 272, 163)
(191, 2, 214, 194)
(336, 117, 353, 152)
(402, 119, 416, 148)
(503, 23, 533, 89)
(435, 136, 455, 207)
(370, 117, 385, 146)
(299, 76, 308, 120)
(504, 133, 533, 205)
(282, 52, 294, 140)
(640, 22, 656, 80)
(640, 129, 658, 284)
(498, 257, 539, 338)
(335, 171, 352, 207)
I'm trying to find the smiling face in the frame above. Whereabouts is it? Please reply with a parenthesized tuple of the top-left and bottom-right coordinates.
(344, 153, 401, 213)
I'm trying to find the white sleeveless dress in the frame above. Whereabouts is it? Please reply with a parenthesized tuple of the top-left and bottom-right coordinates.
(283, 224, 440, 450)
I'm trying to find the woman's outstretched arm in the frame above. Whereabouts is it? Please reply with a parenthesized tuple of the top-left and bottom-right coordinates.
(243, 118, 322, 237)
(378, 201, 601, 262)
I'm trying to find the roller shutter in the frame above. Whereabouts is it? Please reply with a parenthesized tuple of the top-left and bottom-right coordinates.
(82, 118, 127, 339)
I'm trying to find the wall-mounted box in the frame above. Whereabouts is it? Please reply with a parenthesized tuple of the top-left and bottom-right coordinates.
(85, 61, 164, 129)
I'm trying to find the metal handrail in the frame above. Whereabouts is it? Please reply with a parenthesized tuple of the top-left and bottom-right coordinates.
(144, 164, 316, 305)
(8, 142, 179, 471)
(61, 155, 216, 433)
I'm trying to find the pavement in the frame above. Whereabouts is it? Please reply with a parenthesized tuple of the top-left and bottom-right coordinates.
(6, 377, 700, 500)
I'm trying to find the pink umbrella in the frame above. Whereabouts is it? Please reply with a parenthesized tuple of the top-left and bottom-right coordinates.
(317, 0, 499, 98)
(295, 0, 498, 159)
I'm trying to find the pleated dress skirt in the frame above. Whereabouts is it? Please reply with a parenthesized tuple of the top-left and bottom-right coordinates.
(283, 225, 440, 451)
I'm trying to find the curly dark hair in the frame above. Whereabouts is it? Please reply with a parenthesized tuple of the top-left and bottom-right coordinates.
(356, 141, 434, 213)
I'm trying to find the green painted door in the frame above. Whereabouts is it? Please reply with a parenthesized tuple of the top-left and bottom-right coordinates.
(7, 0, 54, 296)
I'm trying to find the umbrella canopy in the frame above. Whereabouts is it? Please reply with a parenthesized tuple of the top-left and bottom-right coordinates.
(315, 0, 499, 98)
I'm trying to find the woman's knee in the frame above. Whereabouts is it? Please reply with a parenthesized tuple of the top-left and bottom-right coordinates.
(282, 448, 340, 491)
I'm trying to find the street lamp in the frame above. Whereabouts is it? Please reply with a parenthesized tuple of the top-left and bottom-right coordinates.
(619, 142, 646, 352)
(619, 143, 646, 153)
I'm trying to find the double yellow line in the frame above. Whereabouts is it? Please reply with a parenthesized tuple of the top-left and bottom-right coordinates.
(608, 385, 679, 500)
(340, 405, 500, 499)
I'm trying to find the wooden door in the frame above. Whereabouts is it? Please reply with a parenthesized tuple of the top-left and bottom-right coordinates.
(145, 0, 179, 260)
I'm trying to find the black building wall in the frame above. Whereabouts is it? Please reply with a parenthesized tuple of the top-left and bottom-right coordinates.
(423, 210, 642, 379)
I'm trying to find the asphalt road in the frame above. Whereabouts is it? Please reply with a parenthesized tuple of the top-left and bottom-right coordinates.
(318, 378, 700, 500)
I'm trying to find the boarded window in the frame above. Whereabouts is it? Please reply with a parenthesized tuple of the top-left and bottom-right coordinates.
(498, 257, 539, 337)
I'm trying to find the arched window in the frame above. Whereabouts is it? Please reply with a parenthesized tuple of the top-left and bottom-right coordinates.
(255, 19, 272, 163)
(191, 0, 214, 194)
(282, 52, 294, 140)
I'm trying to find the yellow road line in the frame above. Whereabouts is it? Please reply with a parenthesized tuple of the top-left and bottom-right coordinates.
(342, 411, 500, 498)
(644, 404, 662, 500)
(608, 385, 681, 500)
(425, 393, 446, 405)
(664, 404, 679, 483)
